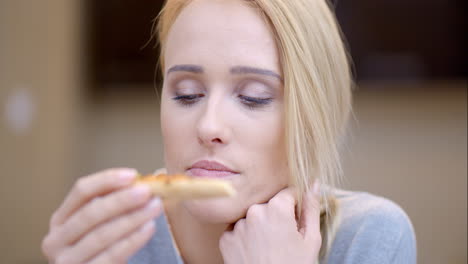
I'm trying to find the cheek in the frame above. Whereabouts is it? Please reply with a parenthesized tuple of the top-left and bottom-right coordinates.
(160, 99, 195, 173)
(236, 110, 289, 199)
(240, 110, 286, 170)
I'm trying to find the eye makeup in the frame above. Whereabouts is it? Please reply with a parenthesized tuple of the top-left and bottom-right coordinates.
(166, 74, 280, 110)
(238, 95, 273, 110)
(236, 80, 276, 109)
(237, 80, 274, 97)
(173, 94, 204, 106)
(169, 78, 205, 107)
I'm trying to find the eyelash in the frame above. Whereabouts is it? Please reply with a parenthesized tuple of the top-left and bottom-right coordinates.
(238, 95, 273, 109)
(172, 94, 204, 106)
(172, 94, 272, 109)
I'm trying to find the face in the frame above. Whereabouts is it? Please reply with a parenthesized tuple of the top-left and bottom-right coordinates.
(161, 0, 289, 224)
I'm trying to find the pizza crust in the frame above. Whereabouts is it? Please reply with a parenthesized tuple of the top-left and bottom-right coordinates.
(134, 174, 236, 199)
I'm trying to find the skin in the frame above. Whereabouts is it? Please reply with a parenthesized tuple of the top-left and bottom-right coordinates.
(41, 168, 163, 264)
(42, 0, 321, 263)
(161, 0, 288, 226)
(161, 0, 321, 263)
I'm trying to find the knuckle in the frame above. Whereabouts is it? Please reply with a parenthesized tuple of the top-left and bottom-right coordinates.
(50, 212, 60, 227)
(271, 194, 294, 208)
(269, 196, 284, 207)
(74, 177, 90, 198)
(41, 235, 54, 258)
(269, 198, 290, 215)
(246, 204, 262, 220)
(233, 218, 246, 232)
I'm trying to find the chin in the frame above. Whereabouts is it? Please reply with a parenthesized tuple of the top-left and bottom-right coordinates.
(182, 197, 247, 224)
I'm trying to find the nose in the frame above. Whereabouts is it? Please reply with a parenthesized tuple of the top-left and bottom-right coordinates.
(196, 97, 230, 148)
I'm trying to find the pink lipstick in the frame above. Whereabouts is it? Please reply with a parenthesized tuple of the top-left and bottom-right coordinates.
(187, 160, 239, 178)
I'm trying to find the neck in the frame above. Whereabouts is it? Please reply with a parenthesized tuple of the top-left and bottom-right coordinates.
(164, 200, 228, 264)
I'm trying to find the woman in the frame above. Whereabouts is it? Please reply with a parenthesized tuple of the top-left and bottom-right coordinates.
(41, 0, 416, 263)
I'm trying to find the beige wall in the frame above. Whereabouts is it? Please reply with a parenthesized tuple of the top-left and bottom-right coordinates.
(1, 1, 466, 263)
(1, 0, 82, 263)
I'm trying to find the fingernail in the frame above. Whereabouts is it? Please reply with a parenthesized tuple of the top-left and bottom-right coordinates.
(140, 220, 155, 232)
(118, 169, 137, 182)
(145, 197, 162, 211)
(312, 180, 321, 195)
(131, 185, 150, 199)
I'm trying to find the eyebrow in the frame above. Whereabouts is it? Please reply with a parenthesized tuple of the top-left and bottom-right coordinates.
(230, 66, 282, 81)
(166, 64, 282, 81)
(167, 64, 204, 75)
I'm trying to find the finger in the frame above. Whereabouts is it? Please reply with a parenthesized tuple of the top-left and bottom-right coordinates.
(87, 220, 156, 264)
(299, 181, 321, 239)
(60, 198, 162, 264)
(268, 186, 298, 216)
(233, 218, 246, 232)
(51, 168, 138, 227)
(55, 185, 153, 247)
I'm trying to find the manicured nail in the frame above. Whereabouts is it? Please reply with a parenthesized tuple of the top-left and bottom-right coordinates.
(312, 180, 321, 195)
(140, 220, 155, 232)
(131, 185, 150, 199)
(118, 169, 137, 182)
(145, 197, 162, 211)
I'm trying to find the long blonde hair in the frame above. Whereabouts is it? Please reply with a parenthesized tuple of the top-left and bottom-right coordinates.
(154, 0, 353, 260)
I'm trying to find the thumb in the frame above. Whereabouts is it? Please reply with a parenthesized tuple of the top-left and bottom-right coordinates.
(298, 180, 321, 238)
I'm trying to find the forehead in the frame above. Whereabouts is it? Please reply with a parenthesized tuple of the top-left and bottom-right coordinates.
(164, 0, 280, 74)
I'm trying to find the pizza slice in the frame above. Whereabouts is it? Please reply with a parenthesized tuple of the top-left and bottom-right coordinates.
(134, 173, 236, 199)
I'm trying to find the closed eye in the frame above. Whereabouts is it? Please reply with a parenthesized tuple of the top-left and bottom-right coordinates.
(239, 95, 273, 109)
(173, 94, 204, 106)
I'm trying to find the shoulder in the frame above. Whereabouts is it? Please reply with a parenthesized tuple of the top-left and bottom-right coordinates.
(325, 189, 417, 264)
(335, 189, 414, 232)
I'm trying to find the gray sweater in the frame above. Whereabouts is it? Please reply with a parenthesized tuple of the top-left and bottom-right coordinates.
(130, 189, 416, 264)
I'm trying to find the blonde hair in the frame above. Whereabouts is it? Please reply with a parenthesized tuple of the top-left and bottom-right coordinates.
(154, 0, 353, 260)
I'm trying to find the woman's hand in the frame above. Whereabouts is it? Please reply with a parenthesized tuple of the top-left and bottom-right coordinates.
(41, 168, 163, 264)
(219, 183, 321, 264)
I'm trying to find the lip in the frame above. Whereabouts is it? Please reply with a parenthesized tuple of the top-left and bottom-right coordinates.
(187, 160, 239, 178)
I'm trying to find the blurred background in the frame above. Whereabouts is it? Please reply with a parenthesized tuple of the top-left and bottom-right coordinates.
(1, 0, 466, 263)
